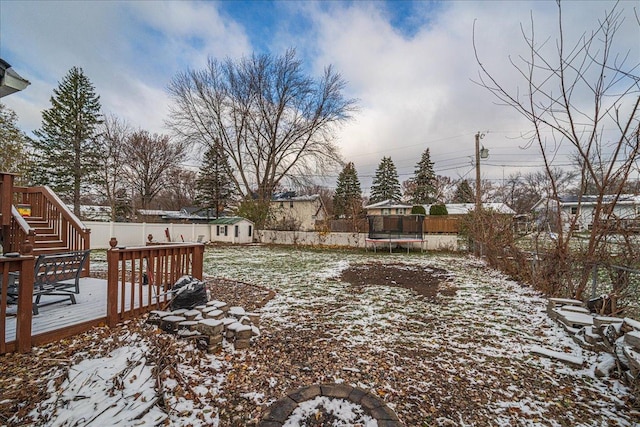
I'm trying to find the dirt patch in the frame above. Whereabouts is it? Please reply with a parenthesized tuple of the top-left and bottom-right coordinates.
(340, 262, 456, 301)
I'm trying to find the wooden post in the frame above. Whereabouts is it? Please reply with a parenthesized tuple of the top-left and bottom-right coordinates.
(192, 244, 204, 279)
(15, 249, 35, 353)
(106, 238, 119, 328)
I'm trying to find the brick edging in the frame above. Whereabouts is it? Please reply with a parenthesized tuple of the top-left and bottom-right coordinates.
(259, 383, 404, 426)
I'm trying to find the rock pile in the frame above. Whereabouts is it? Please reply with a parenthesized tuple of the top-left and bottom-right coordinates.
(146, 300, 260, 352)
(544, 297, 640, 386)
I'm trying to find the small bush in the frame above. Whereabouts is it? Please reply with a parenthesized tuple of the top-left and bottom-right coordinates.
(429, 204, 448, 216)
(411, 205, 426, 215)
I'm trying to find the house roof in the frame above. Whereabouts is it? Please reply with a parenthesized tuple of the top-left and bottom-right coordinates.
(533, 194, 640, 210)
(271, 194, 320, 202)
(364, 200, 515, 215)
(209, 216, 253, 225)
(364, 199, 410, 210)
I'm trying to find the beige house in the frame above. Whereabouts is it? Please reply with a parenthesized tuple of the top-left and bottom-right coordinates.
(269, 194, 327, 231)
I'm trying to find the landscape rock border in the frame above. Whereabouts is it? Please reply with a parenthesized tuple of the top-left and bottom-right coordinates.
(258, 383, 404, 426)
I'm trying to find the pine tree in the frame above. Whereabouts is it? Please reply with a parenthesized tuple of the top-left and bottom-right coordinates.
(0, 103, 31, 182)
(452, 179, 474, 203)
(333, 162, 363, 219)
(33, 67, 102, 215)
(195, 142, 235, 218)
(408, 148, 436, 204)
(370, 156, 401, 203)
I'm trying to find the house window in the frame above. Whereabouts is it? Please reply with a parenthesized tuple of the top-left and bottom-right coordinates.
(279, 201, 284, 208)
(396, 208, 406, 215)
(216, 226, 220, 236)
(234, 225, 239, 238)
(571, 207, 578, 215)
(381, 208, 391, 215)
(222, 225, 227, 236)
(248, 225, 253, 236)
(290, 201, 294, 208)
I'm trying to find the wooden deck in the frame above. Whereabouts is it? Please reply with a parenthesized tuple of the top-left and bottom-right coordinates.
(3, 277, 156, 342)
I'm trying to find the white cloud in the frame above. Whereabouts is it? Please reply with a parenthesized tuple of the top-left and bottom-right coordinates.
(1, 0, 637, 193)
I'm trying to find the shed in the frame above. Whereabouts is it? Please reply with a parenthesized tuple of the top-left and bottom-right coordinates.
(210, 217, 254, 244)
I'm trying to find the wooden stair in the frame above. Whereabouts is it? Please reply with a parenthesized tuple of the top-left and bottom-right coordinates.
(25, 217, 67, 254)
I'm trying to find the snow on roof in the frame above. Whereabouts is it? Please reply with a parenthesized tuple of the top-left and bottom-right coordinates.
(209, 216, 253, 225)
(433, 203, 515, 215)
(364, 199, 410, 209)
(271, 194, 320, 202)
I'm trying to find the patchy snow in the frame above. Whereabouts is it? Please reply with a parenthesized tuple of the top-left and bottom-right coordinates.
(8, 246, 636, 426)
(283, 396, 377, 427)
(32, 344, 166, 426)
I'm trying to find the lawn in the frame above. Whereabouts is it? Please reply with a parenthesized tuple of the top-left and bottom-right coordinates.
(1, 245, 636, 426)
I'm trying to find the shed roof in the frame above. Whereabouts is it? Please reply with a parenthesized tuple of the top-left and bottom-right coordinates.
(209, 216, 252, 225)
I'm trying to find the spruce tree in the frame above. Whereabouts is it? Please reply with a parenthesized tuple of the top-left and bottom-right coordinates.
(333, 162, 363, 219)
(452, 179, 474, 203)
(33, 67, 102, 215)
(408, 148, 436, 204)
(0, 103, 31, 182)
(195, 142, 235, 218)
(369, 156, 401, 203)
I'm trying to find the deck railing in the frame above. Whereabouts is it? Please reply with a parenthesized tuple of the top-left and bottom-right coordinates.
(13, 185, 91, 273)
(6, 206, 36, 254)
(0, 251, 35, 353)
(106, 239, 204, 327)
(2, 240, 204, 353)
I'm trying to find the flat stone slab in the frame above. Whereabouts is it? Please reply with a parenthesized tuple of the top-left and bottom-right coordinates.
(530, 345, 584, 367)
(555, 309, 594, 327)
(259, 383, 404, 426)
(548, 297, 583, 306)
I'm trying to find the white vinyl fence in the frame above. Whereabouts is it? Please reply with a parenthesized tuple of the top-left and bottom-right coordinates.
(85, 221, 211, 249)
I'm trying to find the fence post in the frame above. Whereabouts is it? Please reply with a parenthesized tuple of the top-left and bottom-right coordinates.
(192, 244, 204, 279)
(15, 250, 35, 353)
(106, 238, 119, 328)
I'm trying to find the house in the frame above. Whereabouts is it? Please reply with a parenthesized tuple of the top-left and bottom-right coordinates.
(269, 193, 327, 231)
(363, 200, 413, 216)
(364, 200, 515, 235)
(532, 195, 640, 231)
(364, 200, 515, 216)
(210, 217, 254, 244)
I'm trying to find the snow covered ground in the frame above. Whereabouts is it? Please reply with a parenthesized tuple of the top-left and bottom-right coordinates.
(8, 245, 637, 426)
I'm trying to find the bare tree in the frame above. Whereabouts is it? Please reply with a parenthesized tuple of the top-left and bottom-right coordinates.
(124, 131, 188, 211)
(166, 48, 357, 204)
(95, 114, 131, 220)
(474, 1, 640, 299)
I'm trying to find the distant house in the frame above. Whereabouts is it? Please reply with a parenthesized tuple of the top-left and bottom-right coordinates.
(269, 193, 327, 231)
(210, 217, 254, 244)
(532, 195, 640, 231)
(364, 199, 515, 235)
(364, 200, 515, 216)
(363, 200, 412, 216)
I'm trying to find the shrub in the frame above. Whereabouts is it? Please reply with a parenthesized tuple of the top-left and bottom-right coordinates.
(429, 204, 448, 216)
(411, 205, 426, 215)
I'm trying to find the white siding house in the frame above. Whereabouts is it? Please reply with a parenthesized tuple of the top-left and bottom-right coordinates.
(532, 195, 640, 231)
(210, 217, 254, 244)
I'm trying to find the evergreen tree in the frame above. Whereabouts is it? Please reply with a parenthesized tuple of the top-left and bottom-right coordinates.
(33, 67, 102, 215)
(452, 179, 474, 203)
(0, 103, 31, 182)
(408, 148, 436, 204)
(195, 142, 235, 218)
(333, 162, 363, 219)
(369, 156, 401, 203)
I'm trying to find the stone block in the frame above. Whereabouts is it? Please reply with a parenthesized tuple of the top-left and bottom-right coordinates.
(206, 309, 224, 320)
(320, 383, 353, 399)
(160, 315, 186, 333)
(288, 385, 321, 403)
(594, 316, 624, 329)
(360, 393, 384, 410)
(234, 339, 251, 349)
(348, 387, 368, 404)
(625, 330, 640, 349)
(370, 405, 400, 421)
(183, 309, 201, 320)
(198, 319, 224, 336)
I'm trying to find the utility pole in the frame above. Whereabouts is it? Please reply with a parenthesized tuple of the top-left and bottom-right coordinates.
(475, 132, 488, 212)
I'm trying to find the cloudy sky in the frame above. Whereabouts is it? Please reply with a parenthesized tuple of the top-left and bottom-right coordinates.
(1, 0, 638, 194)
